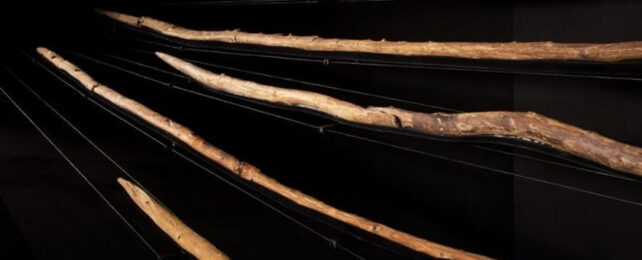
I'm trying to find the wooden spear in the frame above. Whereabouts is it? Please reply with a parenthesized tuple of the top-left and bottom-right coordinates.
(117, 178, 230, 260)
(154, 51, 642, 177)
(37, 47, 495, 260)
(97, 10, 642, 62)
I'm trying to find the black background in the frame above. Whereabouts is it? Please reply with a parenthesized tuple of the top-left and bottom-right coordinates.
(1, 0, 642, 259)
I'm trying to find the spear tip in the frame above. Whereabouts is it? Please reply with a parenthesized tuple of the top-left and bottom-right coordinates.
(35, 46, 49, 54)
(96, 9, 142, 27)
(155, 51, 179, 65)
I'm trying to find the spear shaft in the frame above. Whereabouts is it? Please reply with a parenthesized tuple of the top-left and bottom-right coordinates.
(99, 10, 642, 62)
(155, 52, 642, 177)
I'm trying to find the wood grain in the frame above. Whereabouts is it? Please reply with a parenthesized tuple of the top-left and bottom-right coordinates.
(155, 51, 642, 177)
(117, 178, 230, 260)
(38, 47, 495, 260)
(98, 9, 642, 62)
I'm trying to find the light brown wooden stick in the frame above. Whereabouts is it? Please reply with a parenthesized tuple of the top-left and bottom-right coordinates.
(97, 9, 642, 62)
(117, 178, 230, 260)
(155, 51, 642, 177)
(38, 46, 495, 260)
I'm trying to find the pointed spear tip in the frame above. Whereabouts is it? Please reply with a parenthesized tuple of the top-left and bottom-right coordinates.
(116, 177, 129, 187)
(94, 8, 117, 17)
(116, 178, 138, 196)
(155, 51, 176, 63)
(94, 9, 124, 17)
(155, 52, 189, 73)
(35, 47, 51, 57)
(96, 9, 141, 27)
(116, 178, 146, 204)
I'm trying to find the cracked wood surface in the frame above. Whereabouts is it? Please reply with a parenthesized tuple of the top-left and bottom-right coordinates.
(98, 10, 642, 62)
(117, 178, 230, 260)
(155, 52, 642, 177)
(38, 47, 495, 260)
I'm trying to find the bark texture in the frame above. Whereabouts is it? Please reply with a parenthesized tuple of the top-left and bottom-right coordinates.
(98, 10, 642, 62)
(38, 47, 495, 260)
(117, 178, 230, 260)
(156, 52, 642, 177)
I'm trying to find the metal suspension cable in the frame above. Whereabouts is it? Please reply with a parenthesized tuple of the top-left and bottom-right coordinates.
(2, 57, 179, 219)
(0, 80, 162, 259)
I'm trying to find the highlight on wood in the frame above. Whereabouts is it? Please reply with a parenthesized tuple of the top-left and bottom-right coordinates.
(155, 51, 642, 177)
(117, 178, 230, 260)
(99, 9, 642, 62)
(38, 47, 495, 260)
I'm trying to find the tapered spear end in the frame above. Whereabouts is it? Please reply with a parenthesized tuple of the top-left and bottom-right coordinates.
(96, 9, 142, 27)
(154, 51, 171, 60)
(35, 47, 49, 56)
(116, 177, 128, 186)
(155, 52, 183, 69)
(116, 177, 139, 198)
(35, 47, 58, 61)
(116, 177, 230, 260)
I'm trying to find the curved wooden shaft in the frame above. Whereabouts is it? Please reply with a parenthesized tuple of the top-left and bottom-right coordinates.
(155, 52, 642, 177)
(38, 47, 495, 260)
(98, 10, 642, 62)
(117, 178, 230, 260)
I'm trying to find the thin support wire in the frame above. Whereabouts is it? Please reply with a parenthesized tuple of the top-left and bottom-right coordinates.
(0, 83, 162, 260)
(2, 57, 178, 219)
(170, 150, 367, 260)
(325, 129, 642, 208)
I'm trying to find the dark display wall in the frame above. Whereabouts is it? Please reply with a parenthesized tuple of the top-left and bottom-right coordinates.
(513, 2, 642, 259)
(0, 1, 641, 259)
